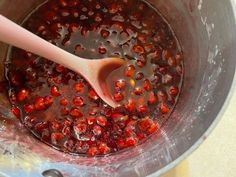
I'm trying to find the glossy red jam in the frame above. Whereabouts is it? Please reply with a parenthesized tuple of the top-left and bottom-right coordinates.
(6, 0, 184, 156)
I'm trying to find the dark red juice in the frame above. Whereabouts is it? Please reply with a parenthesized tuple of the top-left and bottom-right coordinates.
(6, 0, 184, 156)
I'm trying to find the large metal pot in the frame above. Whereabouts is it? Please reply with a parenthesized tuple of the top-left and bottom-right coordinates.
(0, 0, 235, 176)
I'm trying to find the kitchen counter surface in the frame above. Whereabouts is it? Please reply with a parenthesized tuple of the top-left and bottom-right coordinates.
(162, 88, 236, 177)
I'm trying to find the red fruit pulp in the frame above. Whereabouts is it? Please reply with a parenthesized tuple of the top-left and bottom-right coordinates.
(6, 0, 184, 156)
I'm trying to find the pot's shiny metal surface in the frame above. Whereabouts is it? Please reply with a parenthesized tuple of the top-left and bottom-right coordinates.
(0, 0, 235, 177)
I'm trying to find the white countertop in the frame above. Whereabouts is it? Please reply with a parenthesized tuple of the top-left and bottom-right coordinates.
(187, 88, 236, 177)
(162, 88, 236, 177)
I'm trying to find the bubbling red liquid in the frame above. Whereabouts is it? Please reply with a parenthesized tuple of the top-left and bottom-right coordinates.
(6, 0, 184, 156)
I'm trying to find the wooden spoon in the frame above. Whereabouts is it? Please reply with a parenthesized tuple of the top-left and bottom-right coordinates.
(0, 15, 124, 108)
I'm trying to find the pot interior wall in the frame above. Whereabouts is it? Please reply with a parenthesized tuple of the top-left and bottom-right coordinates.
(0, 0, 235, 177)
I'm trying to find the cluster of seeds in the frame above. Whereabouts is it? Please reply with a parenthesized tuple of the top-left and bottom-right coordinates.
(8, 0, 183, 156)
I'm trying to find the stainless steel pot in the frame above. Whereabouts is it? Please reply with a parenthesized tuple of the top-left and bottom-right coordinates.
(0, 0, 235, 176)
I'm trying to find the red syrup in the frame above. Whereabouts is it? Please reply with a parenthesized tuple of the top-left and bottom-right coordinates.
(5, 0, 184, 156)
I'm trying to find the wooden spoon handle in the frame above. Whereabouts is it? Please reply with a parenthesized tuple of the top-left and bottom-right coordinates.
(0, 15, 87, 71)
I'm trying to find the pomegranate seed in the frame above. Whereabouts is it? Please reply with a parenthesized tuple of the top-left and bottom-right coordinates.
(157, 92, 167, 102)
(98, 47, 107, 54)
(41, 129, 50, 141)
(176, 65, 183, 74)
(136, 57, 146, 68)
(89, 106, 99, 116)
(113, 115, 129, 123)
(71, 9, 79, 17)
(149, 49, 162, 63)
(87, 147, 98, 156)
(137, 133, 145, 140)
(68, 0, 78, 7)
(55, 64, 65, 72)
(138, 34, 147, 43)
(95, 13, 103, 22)
(44, 96, 53, 107)
(24, 104, 34, 114)
(81, 27, 88, 36)
(162, 48, 173, 60)
(60, 107, 69, 115)
(125, 99, 136, 112)
(34, 97, 46, 110)
(153, 30, 166, 43)
(137, 105, 148, 113)
(134, 87, 143, 95)
(88, 89, 99, 101)
(59, 0, 67, 7)
(137, 97, 145, 105)
(75, 44, 84, 53)
(51, 132, 64, 144)
(74, 82, 84, 93)
(64, 139, 74, 150)
(148, 92, 157, 104)
(125, 136, 138, 146)
(17, 89, 28, 102)
(88, 10, 94, 16)
(34, 122, 48, 132)
(113, 92, 124, 102)
(102, 107, 112, 117)
(60, 9, 70, 17)
(87, 116, 96, 125)
(51, 121, 62, 130)
(169, 86, 179, 96)
(98, 143, 110, 154)
(11, 106, 21, 119)
(64, 119, 72, 126)
(33, 121, 46, 130)
(10, 73, 22, 86)
(124, 65, 135, 77)
(117, 139, 126, 148)
(96, 116, 107, 127)
(139, 117, 152, 131)
(73, 96, 85, 106)
(168, 57, 176, 66)
(50, 85, 60, 97)
(124, 125, 135, 136)
(143, 79, 152, 91)
(38, 25, 46, 32)
(133, 45, 145, 54)
(81, 6, 88, 12)
(138, 3, 146, 10)
(135, 72, 144, 80)
(74, 123, 87, 134)
(163, 74, 173, 84)
(112, 22, 124, 31)
(147, 123, 158, 134)
(144, 43, 154, 52)
(160, 104, 169, 114)
(175, 52, 184, 62)
(62, 126, 71, 136)
(70, 108, 83, 117)
(109, 4, 119, 14)
(111, 112, 124, 119)
(114, 79, 126, 90)
(95, 3, 101, 9)
(62, 37, 71, 46)
(60, 98, 68, 106)
(100, 30, 110, 38)
(52, 77, 62, 85)
(92, 125, 102, 136)
(44, 11, 58, 22)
